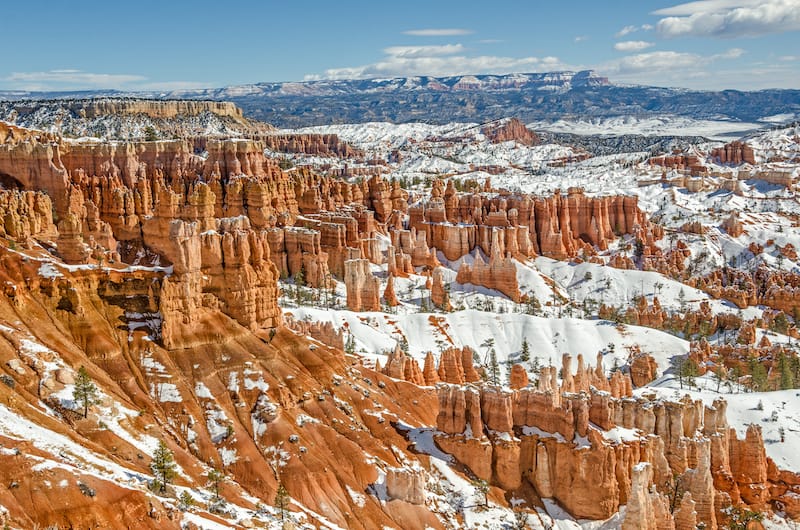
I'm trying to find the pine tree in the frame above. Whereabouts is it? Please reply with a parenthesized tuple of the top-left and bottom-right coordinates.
(178, 490, 194, 511)
(678, 288, 687, 313)
(143, 125, 158, 142)
(471, 478, 489, 507)
(530, 356, 541, 375)
(344, 333, 356, 354)
(150, 440, 177, 493)
(73, 366, 99, 418)
(207, 468, 224, 502)
(778, 352, 795, 390)
(749, 356, 768, 391)
(274, 483, 290, 521)
(520, 338, 530, 362)
(488, 348, 500, 387)
(713, 364, 725, 393)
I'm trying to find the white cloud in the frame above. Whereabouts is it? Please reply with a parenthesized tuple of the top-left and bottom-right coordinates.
(596, 47, 755, 88)
(7, 70, 145, 88)
(383, 44, 465, 58)
(402, 28, 473, 36)
(653, 0, 761, 16)
(615, 25, 639, 37)
(2, 69, 207, 92)
(574, 35, 589, 42)
(305, 40, 571, 80)
(615, 24, 654, 38)
(655, 0, 800, 38)
(614, 40, 655, 51)
(714, 47, 745, 58)
(305, 53, 569, 81)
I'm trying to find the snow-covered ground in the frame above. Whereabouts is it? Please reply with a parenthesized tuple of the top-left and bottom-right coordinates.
(528, 114, 763, 140)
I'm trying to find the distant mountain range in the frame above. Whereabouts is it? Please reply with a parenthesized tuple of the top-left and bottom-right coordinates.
(2, 70, 799, 128)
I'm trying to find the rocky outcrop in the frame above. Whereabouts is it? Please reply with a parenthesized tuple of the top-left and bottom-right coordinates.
(156, 217, 282, 349)
(0, 190, 57, 242)
(61, 99, 247, 121)
(262, 133, 362, 158)
(721, 212, 743, 237)
(344, 259, 380, 312)
(456, 247, 521, 302)
(481, 118, 539, 146)
(712, 141, 755, 166)
(509, 364, 529, 389)
(630, 354, 658, 387)
(430, 267, 451, 311)
(436, 347, 481, 384)
(434, 372, 797, 526)
(284, 314, 344, 350)
(266, 226, 331, 288)
(385, 468, 426, 505)
(383, 274, 399, 307)
(382, 345, 424, 386)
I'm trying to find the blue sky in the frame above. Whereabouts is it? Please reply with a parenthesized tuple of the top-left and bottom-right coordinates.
(2, 0, 799, 91)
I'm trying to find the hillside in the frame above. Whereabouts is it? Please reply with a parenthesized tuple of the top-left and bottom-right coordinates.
(1, 71, 799, 128)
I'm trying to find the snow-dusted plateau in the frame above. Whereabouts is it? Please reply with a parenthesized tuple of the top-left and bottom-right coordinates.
(0, 95, 798, 529)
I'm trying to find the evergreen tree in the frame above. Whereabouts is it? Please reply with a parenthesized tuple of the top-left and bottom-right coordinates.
(471, 478, 489, 507)
(143, 125, 159, 142)
(207, 468, 224, 502)
(150, 440, 177, 493)
(344, 333, 356, 354)
(749, 356, 768, 391)
(73, 366, 99, 418)
(520, 338, 530, 362)
(274, 483, 290, 522)
(778, 352, 795, 390)
(488, 348, 500, 387)
(726, 505, 764, 529)
(530, 356, 541, 375)
(480, 338, 495, 365)
(178, 490, 194, 511)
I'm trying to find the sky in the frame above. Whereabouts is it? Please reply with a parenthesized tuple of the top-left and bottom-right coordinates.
(1, 0, 799, 92)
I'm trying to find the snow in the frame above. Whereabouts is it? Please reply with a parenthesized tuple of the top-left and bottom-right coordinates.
(289, 306, 688, 381)
(150, 382, 182, 403)
(346, 485, 367, 508)
(296, 414, 321, 427)
(528, 114, 761, 140)
(206, 408, 231, 444)
(219, 447, 238, 466)
(38, 262, 63, 279)
(243, 374, 268, 392)
(0, 403, 157, 487)
(195, 382, 214, 399)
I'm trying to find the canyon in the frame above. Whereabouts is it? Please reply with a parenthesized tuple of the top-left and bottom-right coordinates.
(0, 98, 797, 529)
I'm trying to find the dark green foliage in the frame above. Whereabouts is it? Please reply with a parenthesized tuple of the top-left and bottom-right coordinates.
(73, 366, 99, 418)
